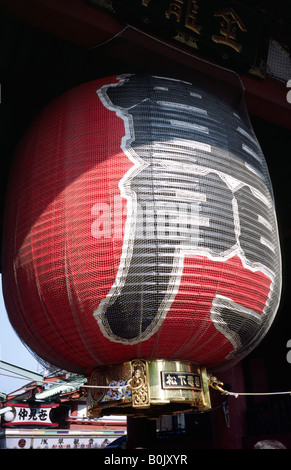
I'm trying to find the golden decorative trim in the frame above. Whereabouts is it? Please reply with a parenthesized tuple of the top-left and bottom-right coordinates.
(208, 374, 226, 394)
(128, 359, 150, 408)
(87, 359, 218, 418)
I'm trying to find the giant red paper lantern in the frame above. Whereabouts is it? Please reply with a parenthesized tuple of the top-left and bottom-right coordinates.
(1, 74, 281, 375)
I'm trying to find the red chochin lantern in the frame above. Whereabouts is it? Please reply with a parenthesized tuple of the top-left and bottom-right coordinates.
(1, 74, 281, 416)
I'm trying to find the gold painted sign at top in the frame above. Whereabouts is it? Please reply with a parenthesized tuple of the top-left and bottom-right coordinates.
(212, 8, 247, 53)
(89, 0, 268, 77)
(165, 2, 246, 53)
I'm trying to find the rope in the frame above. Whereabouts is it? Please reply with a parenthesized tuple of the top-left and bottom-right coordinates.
(3, 372, 291, 398)
(210, 378, 291, 398)
(0, 374, 129, 392)
(225, 390, 291, 398)
(81, 384, 128, 390)
(0, 372, 128, 390)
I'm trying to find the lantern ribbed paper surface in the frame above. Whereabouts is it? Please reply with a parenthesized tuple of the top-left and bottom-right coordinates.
(1, 74, 281, 373)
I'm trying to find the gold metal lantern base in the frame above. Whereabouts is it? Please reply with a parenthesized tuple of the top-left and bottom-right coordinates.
(86, 359, 214, 419)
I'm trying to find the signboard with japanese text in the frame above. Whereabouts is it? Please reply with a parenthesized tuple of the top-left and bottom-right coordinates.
(161, 371, 202, 390)
(88, 0, 268, 77)
(3, 403, 59, 426)
(0, 428, 124, 449)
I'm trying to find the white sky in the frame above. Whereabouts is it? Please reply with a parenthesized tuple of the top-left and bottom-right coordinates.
(0, 274, 41, 394)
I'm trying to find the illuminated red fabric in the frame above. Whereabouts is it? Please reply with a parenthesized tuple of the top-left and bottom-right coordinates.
(1, 75, 281, 373)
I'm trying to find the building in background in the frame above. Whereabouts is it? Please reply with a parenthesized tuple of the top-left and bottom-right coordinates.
(0, 370, 127, 449)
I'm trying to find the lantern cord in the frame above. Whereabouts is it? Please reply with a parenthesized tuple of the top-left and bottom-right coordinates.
(209, 377, 291, 398)
(81, 384, 128, 390)
(223, 390, 291, 398)
(2, 372, 291, 398)
(87, 23, 243, 89)
(83, 385, 291, 397)
(88, 25, 131, 49)
(0, 372, 127, 390)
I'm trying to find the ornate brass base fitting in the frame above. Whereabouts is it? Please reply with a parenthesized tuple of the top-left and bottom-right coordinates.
(86, 359, 212, 418)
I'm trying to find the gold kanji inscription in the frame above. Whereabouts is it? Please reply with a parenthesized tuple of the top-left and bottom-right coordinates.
(165, 0, 184, 23)
(185, 0, 202, 34)
(212, 7, 247, 52)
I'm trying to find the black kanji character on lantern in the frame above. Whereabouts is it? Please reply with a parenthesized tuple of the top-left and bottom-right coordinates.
(95, 74, 277, 347)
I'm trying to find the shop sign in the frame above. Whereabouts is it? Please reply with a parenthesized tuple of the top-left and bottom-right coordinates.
(3, 403, 59, 426)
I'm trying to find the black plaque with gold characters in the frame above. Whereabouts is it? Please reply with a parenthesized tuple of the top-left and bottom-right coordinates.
(161, 371, 202, 390)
